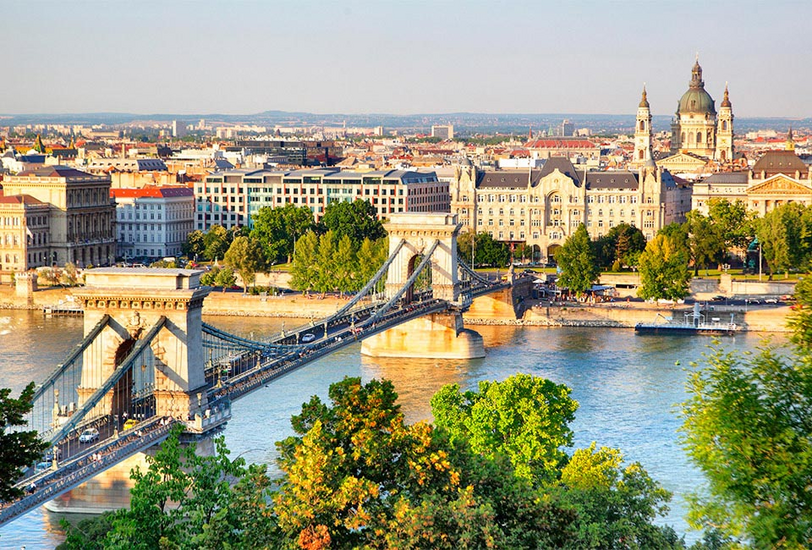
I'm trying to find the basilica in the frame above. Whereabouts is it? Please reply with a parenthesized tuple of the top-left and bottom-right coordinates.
(634, 58, 734, 166)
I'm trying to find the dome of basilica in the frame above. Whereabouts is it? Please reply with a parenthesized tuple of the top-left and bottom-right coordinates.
(676, 60, 716, 116)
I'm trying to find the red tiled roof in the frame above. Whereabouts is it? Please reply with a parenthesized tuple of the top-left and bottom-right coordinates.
(0, 194, 46, 205)
(525, 139, 598, 148)
(110, 186, 194, 199)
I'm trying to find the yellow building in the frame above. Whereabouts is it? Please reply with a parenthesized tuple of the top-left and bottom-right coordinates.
(450, 157, 691, 262)
(0, 195, 50, 272)
(2, 166, 116, 267)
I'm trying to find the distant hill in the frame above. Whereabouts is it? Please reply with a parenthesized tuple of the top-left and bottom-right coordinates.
(1, 111, 808, 135)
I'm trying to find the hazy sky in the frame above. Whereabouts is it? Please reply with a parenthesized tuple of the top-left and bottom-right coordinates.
(4, 0, 810, 117)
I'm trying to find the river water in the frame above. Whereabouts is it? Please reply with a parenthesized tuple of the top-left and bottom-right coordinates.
(0, 310, 784, 548)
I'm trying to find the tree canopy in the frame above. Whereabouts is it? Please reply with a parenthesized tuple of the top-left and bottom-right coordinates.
(638, 232, 692, 301)
(0, 383, 48, 502)
(321, 200, 386, 245)
(556, 224, 599, 295)
(250, 204, 315, 264)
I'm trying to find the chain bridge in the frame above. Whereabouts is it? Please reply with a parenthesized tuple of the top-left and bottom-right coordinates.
(0, 214, 521, 526)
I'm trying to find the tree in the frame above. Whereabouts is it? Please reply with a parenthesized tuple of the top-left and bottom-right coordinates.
(331, 234, 357, 295)
(594, 223, 646, 270)
(553, 443, 681, 549)
(200, 266, 220, 287)
(214, 267, 236, 291)
(61, 262, 81, 286)
(62, 426, 281, 549)
(290, 230, 320, 293)
(680, 339, 812, 547)
(321, 199, 386, 245)
(250, 204, 315, 264)
(475, 232, 510, 267)
(224, 236, 263, 293)
(356, 237, 382, 291)
(313, 231, 338, 295)
(431, 374, 577, 481)
(556, 224, 599, 296)
(203, 225, 232, 261)
(182, 230, 206, 260)
(274, 377, 576, 549)
(756, 203, 808, 279)
(0, 383, 48, 502)
(638, 233, 691, 301)
(707, 198, 753, 253)
(685, 211, 725, 276)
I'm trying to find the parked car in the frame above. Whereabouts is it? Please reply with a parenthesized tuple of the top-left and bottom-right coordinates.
(745, 298, 761, 305)
(764, 297, 779, 304)
(300, 333, 316, 343)
(781, 294, 796, 302)
(79, 428, 99, 443)
(123, 419, 138, 431)
(711, 295, 726, 301)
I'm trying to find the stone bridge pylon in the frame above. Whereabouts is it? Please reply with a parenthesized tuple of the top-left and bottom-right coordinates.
(361, 213, 485, 359)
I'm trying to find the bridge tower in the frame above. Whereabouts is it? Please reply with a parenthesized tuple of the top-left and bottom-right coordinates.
(362, 213, 485, 359)
(47, 268, 218, 514)
(74, 268, 211, 421)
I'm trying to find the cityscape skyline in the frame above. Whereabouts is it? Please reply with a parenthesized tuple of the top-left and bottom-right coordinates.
(4, 0, 811, 118)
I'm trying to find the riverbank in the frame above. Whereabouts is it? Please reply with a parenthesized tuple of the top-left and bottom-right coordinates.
(0, 285, 794, 332)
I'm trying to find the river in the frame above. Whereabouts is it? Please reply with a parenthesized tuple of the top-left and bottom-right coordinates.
(0, 310, 785, 548)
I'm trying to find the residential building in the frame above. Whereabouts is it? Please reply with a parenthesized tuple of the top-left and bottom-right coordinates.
(450, 157, 690, 262)
(431, 125, 454, 140)
(0, 195, 50, 272)
(232, 139, 341, 166)
(111, 187, 195, 261)
(195, 168, 449, 231)
(2, 166, 116, 266)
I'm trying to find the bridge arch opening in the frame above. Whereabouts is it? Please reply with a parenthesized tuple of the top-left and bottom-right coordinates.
(111, 339, 136, 425)
(404, 253, 432, 304)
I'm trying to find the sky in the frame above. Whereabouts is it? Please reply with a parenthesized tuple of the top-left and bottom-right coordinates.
(3, 0, 811, 118)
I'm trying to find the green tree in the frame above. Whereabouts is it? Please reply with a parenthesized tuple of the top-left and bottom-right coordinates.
(290, 230, 319, 293)
(0, 383, 48, 502)
(556, 224, 599, 296)
(214, 267, 236, 291)
(61, 262, 81, 286)
(203, 225, 231, 261)
(594, 223, 647, 270)
(680, 340, 812, 547)
(756, 203, 808, 279)
(475, 232, 510, 267)
(224, 236, 263, 293)
(250, 204, 315, 264)
(200, 266, 220, 287)
(638, 233, 691, 301)
(707, 198, 753, 253)
(62, 426, 280, 549)
(182, 230, 206, 260)
(321, 199, 385, 245)
(332, 234, 357, 295)
(554, 443, 680, 549)
(274, 377, 575, 550)
(314, 231, 338, 295)
(431, 374, 578, 481)
(685, 211, 725, 276)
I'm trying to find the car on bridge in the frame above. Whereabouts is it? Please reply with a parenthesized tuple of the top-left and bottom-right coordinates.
(123, 419, 138, 431)
(300, 333, 316, 343)
(43, 447, 61, 461)
(79, 428, 99, 443)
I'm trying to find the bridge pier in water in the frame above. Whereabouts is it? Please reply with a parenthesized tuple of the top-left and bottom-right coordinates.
(361, 213, 485, 359)
(46, 268, 221, 515)
(361, 310, 484, 358)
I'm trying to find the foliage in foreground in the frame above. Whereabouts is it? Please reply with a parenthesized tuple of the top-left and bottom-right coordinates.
(63, 376, 690, 549)
(680, 299, 812, 548)
(0, 382, 48, 502)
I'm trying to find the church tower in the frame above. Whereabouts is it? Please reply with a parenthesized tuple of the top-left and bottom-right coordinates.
(633, 85, 653, 166)
(715, 84, 734, 162)
(670, 57, 718, 157)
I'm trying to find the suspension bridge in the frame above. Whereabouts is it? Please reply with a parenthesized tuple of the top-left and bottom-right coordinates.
(0, 214, 522, 526)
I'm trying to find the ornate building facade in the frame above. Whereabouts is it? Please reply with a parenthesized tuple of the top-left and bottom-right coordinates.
(2, 166, 116, 267)
(450, 157, 691, 262)
(0, 195, 51, 272)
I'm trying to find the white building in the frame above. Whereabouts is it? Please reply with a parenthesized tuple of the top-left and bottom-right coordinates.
(111, 186, 195, 260)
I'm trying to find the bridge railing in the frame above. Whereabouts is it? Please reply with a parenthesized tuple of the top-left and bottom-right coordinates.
(1, 416, 175, 528)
